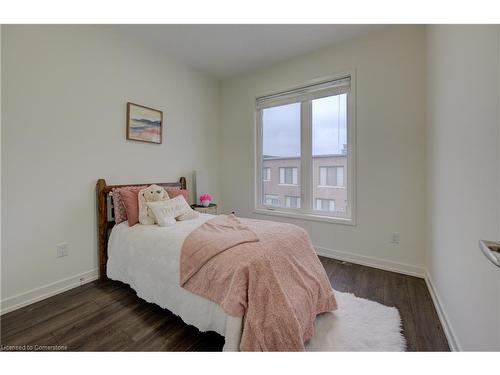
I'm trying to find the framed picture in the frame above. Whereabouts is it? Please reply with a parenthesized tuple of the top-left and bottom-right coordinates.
(126, 102, 163, 144)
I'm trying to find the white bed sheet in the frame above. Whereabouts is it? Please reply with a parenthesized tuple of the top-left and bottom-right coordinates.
(107, 214, 242, 351)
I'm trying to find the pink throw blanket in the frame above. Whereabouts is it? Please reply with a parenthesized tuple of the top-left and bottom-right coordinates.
(180, 214, 337, 351)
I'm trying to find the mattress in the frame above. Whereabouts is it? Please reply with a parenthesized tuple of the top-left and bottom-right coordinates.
(107, 214, 242, 351)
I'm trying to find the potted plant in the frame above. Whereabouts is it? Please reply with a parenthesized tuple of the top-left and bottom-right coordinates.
(199, 193, 212, 207)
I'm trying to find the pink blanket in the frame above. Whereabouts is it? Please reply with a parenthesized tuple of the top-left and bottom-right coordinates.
(180, 214, 337, 351)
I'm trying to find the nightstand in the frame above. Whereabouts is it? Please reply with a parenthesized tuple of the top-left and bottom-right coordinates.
(191, 203, 218, 215)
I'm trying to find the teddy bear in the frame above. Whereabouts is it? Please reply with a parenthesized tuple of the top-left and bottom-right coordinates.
(138, 184, 169, 225)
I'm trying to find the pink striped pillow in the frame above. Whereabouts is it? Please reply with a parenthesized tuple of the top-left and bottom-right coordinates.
(111, 186, 146, 224)
(166, 188, 189, 201)
(120, 189, 141, 226)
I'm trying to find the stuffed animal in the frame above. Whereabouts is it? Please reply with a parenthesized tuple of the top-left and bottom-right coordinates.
(138, 184, 169, 225)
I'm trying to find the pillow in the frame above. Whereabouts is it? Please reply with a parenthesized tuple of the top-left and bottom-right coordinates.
(111, 186, 146, 224)
(175, 198, 199, 221)
(176, 210, 199, 221)
(146, 196, 198, 227)
(120, 189, 141, 226)
(165, 188, 189, 201)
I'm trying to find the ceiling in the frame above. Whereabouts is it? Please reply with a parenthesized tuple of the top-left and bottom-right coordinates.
(112, 25, 385, 80)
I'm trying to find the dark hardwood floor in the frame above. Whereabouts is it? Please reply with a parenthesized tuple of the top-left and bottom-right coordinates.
(0, 257, 449, 351)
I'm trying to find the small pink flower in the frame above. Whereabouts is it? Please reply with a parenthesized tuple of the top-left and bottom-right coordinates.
(200, 193, 212, 202)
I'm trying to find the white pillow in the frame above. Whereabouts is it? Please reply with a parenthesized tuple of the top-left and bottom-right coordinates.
(146, 196, 198, 227)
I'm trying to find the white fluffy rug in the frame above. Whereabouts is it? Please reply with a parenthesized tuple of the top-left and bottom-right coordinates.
(305, 291, 406, 351)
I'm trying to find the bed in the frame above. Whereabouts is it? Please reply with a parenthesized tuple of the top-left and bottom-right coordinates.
(96, 177, 336, 351)
(96, 178, 242, 351)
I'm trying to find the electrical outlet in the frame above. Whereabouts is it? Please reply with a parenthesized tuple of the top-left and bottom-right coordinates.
(391, 232, 400, 244)
(56, 243, 68, 257)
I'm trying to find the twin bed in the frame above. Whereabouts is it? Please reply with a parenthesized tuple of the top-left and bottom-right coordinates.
(96, 177, 336, 351)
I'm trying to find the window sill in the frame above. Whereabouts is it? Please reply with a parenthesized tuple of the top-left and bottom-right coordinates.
(277, 183, 298, 187)
(317, 185, 345, 189)
(253, 208, 355, 226)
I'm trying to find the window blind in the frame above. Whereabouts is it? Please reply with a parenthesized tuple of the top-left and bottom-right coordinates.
(256, 76, 351, 109)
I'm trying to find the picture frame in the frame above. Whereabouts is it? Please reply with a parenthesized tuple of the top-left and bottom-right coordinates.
(126, 102, 163, 144)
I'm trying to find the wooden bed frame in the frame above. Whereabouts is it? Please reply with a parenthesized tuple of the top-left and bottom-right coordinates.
(96, 177, 187, 280)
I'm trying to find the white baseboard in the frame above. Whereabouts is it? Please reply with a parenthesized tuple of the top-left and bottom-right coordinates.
(1, 268, 99, 315)
(423, 271, 460, 351)
(315, 246, 426, 278)
(315, 246, 458, 351)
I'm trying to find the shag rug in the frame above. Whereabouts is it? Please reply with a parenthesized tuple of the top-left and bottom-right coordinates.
(305, 291, 406, 351)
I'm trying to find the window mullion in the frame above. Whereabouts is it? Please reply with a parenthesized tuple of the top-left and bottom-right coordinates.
(256, 109, 263, 209)
(301, 100, 312, 213)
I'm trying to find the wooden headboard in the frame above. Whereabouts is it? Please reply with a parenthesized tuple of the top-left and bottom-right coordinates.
(96, 177, 186, 280)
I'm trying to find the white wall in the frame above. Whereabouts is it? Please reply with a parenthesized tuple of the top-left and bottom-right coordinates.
(1, 25, 221, 311)
(426, 25, 500, 350)
(219, 26, 427, 274)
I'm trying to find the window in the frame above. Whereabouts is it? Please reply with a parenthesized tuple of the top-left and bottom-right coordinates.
(264, 194, 280, 206)
(319, 166, 344, 187)
(285, 196, 301, 209)
(260, 102, 301, 210)
(256, 75, 354, 224)
(263, 168, 271, 181)
(279, 167, 298, 185)
(315, 198, 335, 212)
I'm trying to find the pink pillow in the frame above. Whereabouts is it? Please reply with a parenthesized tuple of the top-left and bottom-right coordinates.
(120, 189, 142, 226)
(111, 186, 145, 224)
(166, 188, 189, 201)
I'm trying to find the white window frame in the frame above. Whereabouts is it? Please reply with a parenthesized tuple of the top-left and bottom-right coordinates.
(315, 198, 335, 212)
(263, 167, 271, 182)
(279, 167, 298, 185)
(264, 194, 280, 206)
(254, 72, 356, 226)
(285, 195, 301, 209)
(319, 166, 344, 188)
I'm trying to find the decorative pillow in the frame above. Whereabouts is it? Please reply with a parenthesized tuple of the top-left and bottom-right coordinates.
(111, 186, 146, 224)
(138, 184, 170, 225)
(176, 210, 199, 221)
(174, 197, 199, 221)
(120, 189, 141, 226)
(146, 196, 198, 227)
(165, 188, 189, 201)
